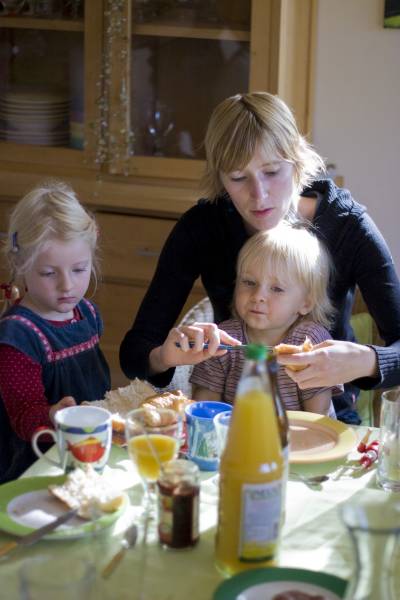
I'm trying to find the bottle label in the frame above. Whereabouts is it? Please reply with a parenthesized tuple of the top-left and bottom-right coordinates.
(239, 481, 282, 562)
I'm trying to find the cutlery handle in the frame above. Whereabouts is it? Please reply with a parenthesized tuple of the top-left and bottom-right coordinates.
(0, 540, 17, 558)
(174, 342, 242, 351)
(102, 546, 127, 579)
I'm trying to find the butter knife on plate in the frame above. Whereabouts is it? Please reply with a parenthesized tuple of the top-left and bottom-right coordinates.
(0, 508, 78, 558)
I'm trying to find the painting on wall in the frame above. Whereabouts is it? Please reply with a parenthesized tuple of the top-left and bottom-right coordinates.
(384, 0, 400, 27)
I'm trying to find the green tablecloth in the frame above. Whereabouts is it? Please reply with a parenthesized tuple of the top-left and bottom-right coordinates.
(0, 427, 398, 599)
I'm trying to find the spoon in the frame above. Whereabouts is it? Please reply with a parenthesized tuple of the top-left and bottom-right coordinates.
(289, 472, 329, 486)
(101, 523, 138, 578)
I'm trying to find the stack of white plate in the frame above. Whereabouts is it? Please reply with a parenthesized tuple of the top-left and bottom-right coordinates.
(0, 89, 70, 146)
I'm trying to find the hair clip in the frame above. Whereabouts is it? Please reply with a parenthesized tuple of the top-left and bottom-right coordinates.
(11, 232, 19, 253)
(0, 283, 13, 300)
(0, 283, 19, 302)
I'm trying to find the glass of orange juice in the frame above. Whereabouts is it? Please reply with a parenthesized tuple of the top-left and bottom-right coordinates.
(125, 407, 182, 513)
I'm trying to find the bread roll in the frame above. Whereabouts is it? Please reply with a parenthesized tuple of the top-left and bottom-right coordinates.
(90, 383, 191, 446)
(274, 336, 313, 371)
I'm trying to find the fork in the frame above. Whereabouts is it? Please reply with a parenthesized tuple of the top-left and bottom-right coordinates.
(175, 342, 274, 351)
(289, 471, 329, 487)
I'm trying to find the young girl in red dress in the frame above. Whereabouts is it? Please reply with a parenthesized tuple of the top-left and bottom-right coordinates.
(0, 181, 110, 483)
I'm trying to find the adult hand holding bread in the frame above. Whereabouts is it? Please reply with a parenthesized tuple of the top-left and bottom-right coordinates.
(276, 339, 378, 389)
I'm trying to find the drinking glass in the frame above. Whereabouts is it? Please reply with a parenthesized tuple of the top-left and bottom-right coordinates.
(145, 101, 175, 156)
(210, 409, 231, 490)
(125, 407, 182, 513)
(377, 387, 400, 491)
(19, 555, 95, 600)
(213, 410, 231, 458)
(0, 0, 26, 15)
(32, 0, 62, 17)
(339, 494, 400, 600)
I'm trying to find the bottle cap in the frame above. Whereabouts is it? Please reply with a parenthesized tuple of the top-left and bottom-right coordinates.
(245, 343, 267, 360)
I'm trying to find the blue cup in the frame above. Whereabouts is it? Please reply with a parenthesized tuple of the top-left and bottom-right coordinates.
(185, 401, 232, 471)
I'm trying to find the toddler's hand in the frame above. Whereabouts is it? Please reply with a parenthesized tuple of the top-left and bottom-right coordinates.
(49, 395, 76, 425)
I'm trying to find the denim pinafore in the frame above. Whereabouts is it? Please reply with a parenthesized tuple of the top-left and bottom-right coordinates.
(0, 299, 111, 483)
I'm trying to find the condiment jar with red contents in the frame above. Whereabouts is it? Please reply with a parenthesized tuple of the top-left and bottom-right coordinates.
(157, 459, 200, 549)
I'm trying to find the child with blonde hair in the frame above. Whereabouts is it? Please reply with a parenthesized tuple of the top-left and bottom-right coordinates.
(0, 181, 110, 482)
(190, 222, 342, 416)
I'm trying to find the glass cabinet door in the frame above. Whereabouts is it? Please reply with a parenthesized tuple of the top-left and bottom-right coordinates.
(0, 0, 315, 179)
(131, 1, 251, 161)
(106, 0, 315, 179)
(0, 1, 102, 168)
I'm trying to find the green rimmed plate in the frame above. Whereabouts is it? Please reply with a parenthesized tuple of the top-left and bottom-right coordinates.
(213, 567, 347, 599)
(0, 475, 128, 540)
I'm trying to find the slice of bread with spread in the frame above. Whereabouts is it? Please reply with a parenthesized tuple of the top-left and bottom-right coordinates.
(48, 465, 125, 519)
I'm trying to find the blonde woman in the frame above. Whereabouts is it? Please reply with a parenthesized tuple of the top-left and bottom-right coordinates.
(0, 181, 110, 482)
(191, 223, 341, 415)
(120, 91, 400, 424)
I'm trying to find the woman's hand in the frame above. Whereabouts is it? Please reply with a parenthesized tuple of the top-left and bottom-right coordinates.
(276, 340, 379, 388)
(49, 395, 76, 425)
(149, 321, 241, 374)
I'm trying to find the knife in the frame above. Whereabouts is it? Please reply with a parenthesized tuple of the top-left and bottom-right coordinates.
(175, 342, 274, 351)
(0, 508, 79, 558)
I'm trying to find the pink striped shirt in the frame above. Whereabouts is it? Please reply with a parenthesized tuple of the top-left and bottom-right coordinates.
(190, 318, 340, 417)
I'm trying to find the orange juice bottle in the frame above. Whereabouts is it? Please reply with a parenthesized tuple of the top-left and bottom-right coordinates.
(215, 344, 288, 576)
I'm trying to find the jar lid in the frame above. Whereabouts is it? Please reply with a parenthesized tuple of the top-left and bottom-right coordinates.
(163, 458, 199, 476)
(159, 459, 199, 485)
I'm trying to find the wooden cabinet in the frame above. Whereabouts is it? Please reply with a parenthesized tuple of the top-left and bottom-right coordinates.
(0, 0, 317, 386)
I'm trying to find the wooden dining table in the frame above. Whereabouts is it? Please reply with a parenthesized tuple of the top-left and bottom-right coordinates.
(0, 424, 399, 600)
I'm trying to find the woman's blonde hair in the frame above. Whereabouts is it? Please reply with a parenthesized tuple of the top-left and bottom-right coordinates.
(235, 222, 334, 328)
(3, 180, 99, 309)
(202, 91, 325, 200)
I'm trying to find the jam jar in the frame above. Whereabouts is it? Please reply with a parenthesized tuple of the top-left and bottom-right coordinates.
(157, 459, 200, 549)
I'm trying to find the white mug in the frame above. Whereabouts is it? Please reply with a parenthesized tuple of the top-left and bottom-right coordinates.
(32, 405, 112, 472)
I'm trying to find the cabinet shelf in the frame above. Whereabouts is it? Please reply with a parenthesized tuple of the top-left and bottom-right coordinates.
(0, 17, 84, 32)
(133, 22, 249, 41)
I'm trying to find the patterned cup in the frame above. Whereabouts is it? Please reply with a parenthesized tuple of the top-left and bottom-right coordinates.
(32, 405, 112, 472)
(184, 401, 232, 471)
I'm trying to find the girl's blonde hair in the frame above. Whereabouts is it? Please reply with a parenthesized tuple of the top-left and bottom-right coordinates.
(202, 91, 325, 200)
(2, 180, 99, 310)
(235, 222, 334, 328)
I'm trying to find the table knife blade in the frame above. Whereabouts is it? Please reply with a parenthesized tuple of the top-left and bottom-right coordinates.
(0, 508, 79, 557)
